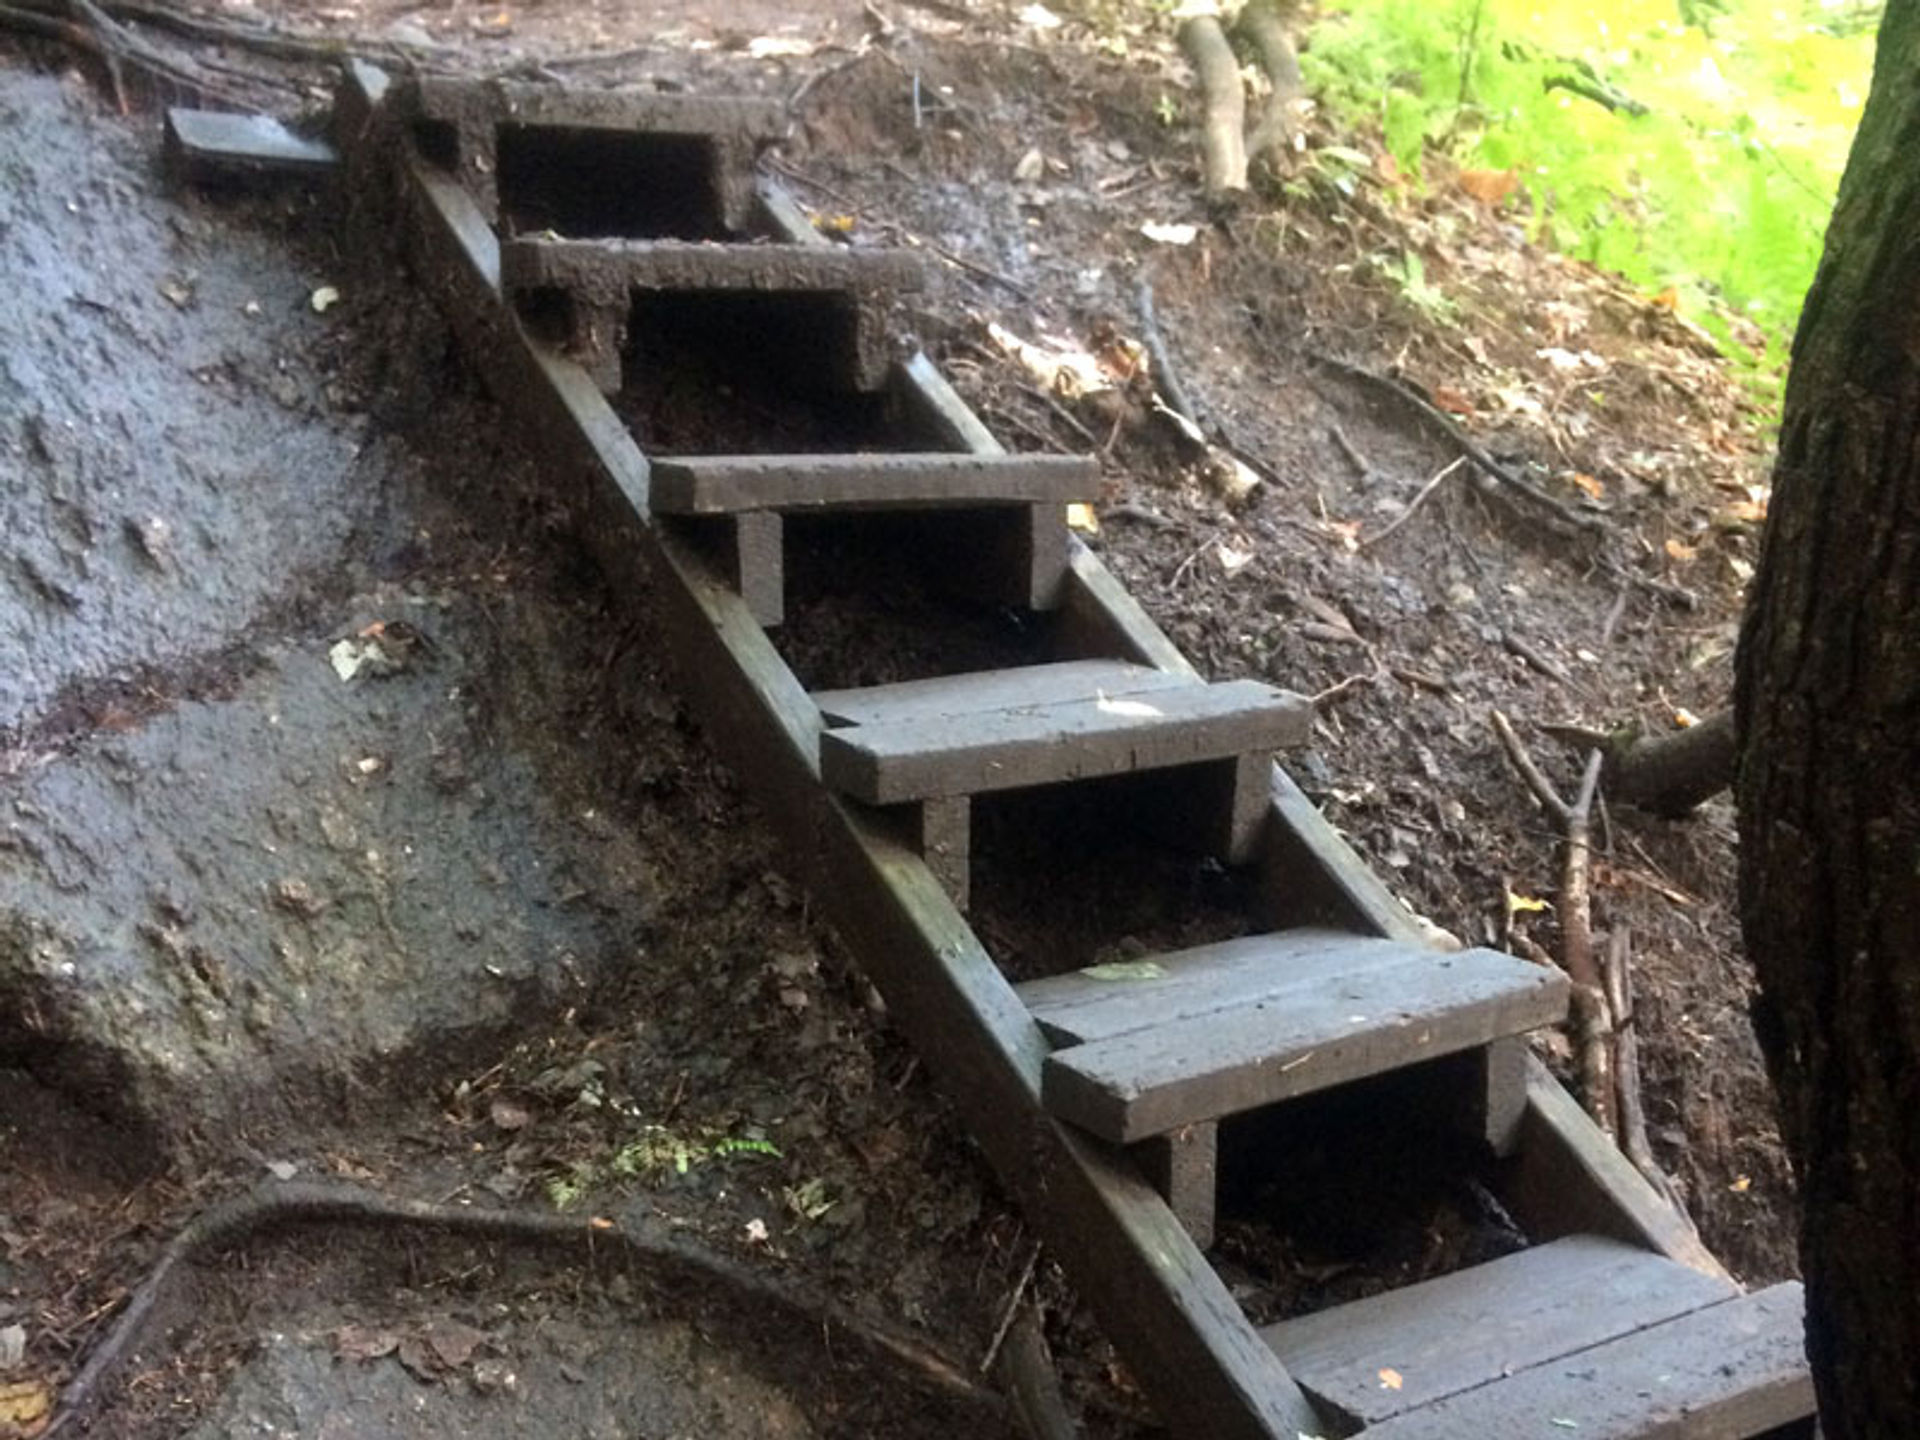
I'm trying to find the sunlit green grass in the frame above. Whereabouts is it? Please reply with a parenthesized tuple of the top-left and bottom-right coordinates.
(1301, 0, 1877, 394)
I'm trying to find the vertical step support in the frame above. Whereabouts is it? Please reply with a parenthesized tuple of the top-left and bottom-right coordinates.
(1134, 1122, 1218, 1250)
(725, 512, 785, 628)
(904, 795, 971, 911)
(1136, 752, 1271, 866)
(1477, 1036, 1529, 1156)
(891, 354, 1069, 611)
(569, 294, 629, 394)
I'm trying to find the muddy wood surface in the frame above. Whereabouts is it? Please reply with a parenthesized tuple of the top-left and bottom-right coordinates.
(0, 2, 1796, 1436)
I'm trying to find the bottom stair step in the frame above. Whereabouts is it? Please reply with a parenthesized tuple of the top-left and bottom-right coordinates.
(1260, 1236, 1811, 1438)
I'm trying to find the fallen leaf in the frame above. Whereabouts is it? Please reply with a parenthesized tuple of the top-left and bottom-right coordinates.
(0, 1326, 22, 1369)
(423, 1318, 487, 1370)
(1216, 540, 1255, 573)
(1066, 502, 1099, 534)
(0, 1378, 51, 1431)
(744, 1217, 770, 1243)
(1016, 2, 1062, 26)
(1079, 959, 1168, 982)
(1457, 167, 1518, 205)
(815, 213, 856, 234)
(1429, 385, 1475, 417)
(159, 277, 194, 309)
(1674, 708, 1700, 728)
(309, 284, 341, 314)
(1507, 890, 1552, 915)
(1650, 286, 1681, 311)
(1731, 1175, 1752, 1193)
(488, 1095, 531, 1131)
(746, 35, 814, 57)
(333, 1324, 401, 1362)
(1140, 220, 1199, 245)
(1014, 148, 1046, 182)
(1096, 694, 1163, 719)
(1665, 538, 1697, 562)
(1568, 472, 1605, 499)
(1378, 1367, 1405, 1391)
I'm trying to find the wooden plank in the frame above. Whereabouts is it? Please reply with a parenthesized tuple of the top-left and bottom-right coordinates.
(821, 679, 1311, 806)
(1253, 766, 1429, 942)
(1260, 1234, 1739, 1427)
(1053, 539, 1199, 677)
(815, 659, 1195, 730)
(164, 108, 338, 183)
(907, 795, 970, 912)
(1505, 1053, 1731, 1280)
(723, 512, 783, 627)
(648, 452, 1099, 515)
(500, 235, 925, 306)
(385, 131, 1325, 1440)
(1358, 1282, 1811, 1440)
(1041, 950, 1569, 1143)
(1018, 930, 1436, 1047)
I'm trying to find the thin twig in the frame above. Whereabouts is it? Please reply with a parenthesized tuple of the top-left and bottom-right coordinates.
(1360, 455, 1466, 549)
(1604, 926, 1686, 1209)
(978, 1240, 1041, 1376)
(1312, 353, 1603, 533)
(1329, 422, 1372, 478)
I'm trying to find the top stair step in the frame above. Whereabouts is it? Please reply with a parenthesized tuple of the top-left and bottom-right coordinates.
(1018, 929, 1568, 1143)
(649, 451, 1099, 515)
(1260, 1233, 1744, 1430)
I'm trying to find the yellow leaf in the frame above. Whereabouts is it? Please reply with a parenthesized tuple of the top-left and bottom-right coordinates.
(1067, 502, 1100, 534)
(816, 214, 856, 234)
(1731, 1175, 1752, 1193)
(1569, 472, 1605, 499)
(1651, 286, 1681, 311)
(0, 1378, 53, 1427)
(1378, 1367, 1405, 1391)
(1458, 168, 1517, 205)
(1665, 538, 1697, 562)
(1506, 889, 1552, 916)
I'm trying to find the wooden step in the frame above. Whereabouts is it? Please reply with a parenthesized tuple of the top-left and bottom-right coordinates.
(814, 658, 1196, 729)
(1021, 931, 1567, 1144)
(649, 452, 1099, 515)
(1349, 1280, 1810, 1438)
(819, 677, 1308, 806)
(502, 236, 922, 393)
(1260, 1234, 1741, 1429)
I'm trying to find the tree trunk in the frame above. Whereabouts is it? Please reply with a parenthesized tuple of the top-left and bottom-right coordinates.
(1734, 6, 1920, 1437)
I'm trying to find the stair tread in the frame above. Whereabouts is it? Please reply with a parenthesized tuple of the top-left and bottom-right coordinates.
(819, 678, 1308, 805)
(1356, 1281, 1811, 1439)
(1034, 938, 1567, 1143)
(1019, 929, 1451, 1046)
(500, 235, 924, 300)
(1259, 1234, 1739, 1427)
(650, 451, 1098, 515)
(815, 659, 1196, 730)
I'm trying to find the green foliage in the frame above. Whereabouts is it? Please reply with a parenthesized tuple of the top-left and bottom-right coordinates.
(1301, 0, 1876, 388)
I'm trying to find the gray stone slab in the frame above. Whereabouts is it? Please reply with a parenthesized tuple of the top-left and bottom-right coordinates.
(164, 108, 338, 184)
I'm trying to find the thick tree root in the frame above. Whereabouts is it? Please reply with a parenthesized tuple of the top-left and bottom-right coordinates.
(1178, 11, 1247, 194)
(45, 1179, 999, 1437)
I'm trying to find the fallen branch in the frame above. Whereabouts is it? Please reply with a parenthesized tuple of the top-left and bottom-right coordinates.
(1, 0, 254, 108)
(1177, 9, 1247, 194)
(1603, 926, 1689, 1212)
(1542, 709, 1736, 817)
(1311, 354, 1605, 535)
(1137, 276, 1203, 429)
(45, 1179, 996, 1437)
(1491, 709, 1616, 1135)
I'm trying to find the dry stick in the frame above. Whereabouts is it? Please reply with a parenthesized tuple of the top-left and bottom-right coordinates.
(1311, 354, 1603, 534)
(978, 1239, 1042, 1376)
(1329, 422, 1372, 479)
(44, 1180, 996, 1437)
(1359, 455, 1466, 549)
(1490, 710, 1617, 1136)
(1136, 276, 1202, 429)
(1604, 926, 1689, 1212)
(1177, 12, 1247, 194)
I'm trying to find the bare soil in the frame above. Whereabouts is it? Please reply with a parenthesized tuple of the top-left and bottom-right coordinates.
(0, 1, 1796, 1436)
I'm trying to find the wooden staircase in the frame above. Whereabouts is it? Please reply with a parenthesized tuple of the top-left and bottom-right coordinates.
(177, 69, 1819, 1439)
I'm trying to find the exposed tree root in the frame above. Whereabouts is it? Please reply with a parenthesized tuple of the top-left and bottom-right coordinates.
(1234, 0, 1305, 161)
(45, 1179, 999, 1437)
